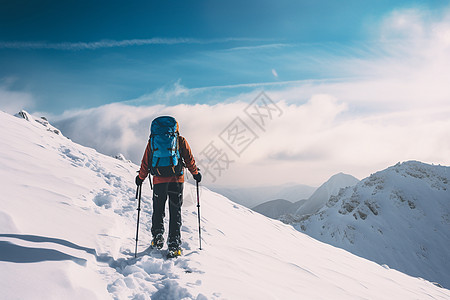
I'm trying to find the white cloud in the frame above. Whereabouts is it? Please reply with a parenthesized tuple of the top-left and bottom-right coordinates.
(379, 8, 427, 40)
(0, 81, 34, 114)
(52, 102, 249, 172)
(51, 94, 450, 187)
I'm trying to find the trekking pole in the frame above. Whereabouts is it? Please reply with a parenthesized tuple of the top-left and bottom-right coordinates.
(196, 180, 202, 250)
(134, 184, 142, 258)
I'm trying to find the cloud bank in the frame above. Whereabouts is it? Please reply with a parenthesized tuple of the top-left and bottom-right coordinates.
(42, 7, 450, 186)
(52, 95, 450, 187)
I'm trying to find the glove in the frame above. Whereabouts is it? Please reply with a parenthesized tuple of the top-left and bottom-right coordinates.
(135, 175, 143, 186)
(193, 172, 202, 183)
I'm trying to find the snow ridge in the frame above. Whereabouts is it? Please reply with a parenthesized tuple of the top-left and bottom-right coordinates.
(296, 161, 450, 288)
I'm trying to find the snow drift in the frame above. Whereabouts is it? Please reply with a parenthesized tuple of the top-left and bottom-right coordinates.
(0, 110, 448, 299)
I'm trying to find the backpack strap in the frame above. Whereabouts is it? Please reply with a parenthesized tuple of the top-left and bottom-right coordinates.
(148, 136, 154, 173)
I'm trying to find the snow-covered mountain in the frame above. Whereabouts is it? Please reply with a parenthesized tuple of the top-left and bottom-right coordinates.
(295, 161, 450, 288)
(210, 183, 316, 208)
(252, 199, 307, 219)
(1, 110, 449, 299)
(253, 173, 358, 220)
(295, 172, 359, 216)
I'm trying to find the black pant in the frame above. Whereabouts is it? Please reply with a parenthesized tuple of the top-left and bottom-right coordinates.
(151, 182, 184, 248)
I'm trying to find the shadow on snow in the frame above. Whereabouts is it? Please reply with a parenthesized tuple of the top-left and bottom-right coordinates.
(0, 234, 157, 270)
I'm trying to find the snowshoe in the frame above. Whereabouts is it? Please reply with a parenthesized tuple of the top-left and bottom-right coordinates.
(167, 247, 182, 259)
(151, 233, 164, 250)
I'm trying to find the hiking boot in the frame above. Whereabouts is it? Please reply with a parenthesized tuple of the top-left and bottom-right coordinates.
(151, 233, 164, 250)
(167, 246, 182, 259)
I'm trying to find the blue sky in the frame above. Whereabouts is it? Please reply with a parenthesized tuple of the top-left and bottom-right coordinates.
(1, 0, 446, 114)
(1, 1, 450, 186)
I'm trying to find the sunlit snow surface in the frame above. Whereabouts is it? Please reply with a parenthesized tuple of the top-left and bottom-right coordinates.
(0, 111, 449, 299)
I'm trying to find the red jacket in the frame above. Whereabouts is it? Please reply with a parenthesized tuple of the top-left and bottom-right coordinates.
(138, 135, 199, 185)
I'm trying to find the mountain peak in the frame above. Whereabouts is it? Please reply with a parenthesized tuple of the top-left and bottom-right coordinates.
(297, 161, 450, 288)
(294, 172, 359, 216)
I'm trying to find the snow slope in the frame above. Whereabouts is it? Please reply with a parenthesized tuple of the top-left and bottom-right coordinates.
(295, 161, 450, 288)
(1, 110, 449, 299)
(295, 172, 359, 216)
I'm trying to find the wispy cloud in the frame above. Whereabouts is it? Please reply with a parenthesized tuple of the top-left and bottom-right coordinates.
(220, 43, 289, 52)
(122, 78, 350, 108)
(0, 37, 266, 51)
(271, 69, 279, 78)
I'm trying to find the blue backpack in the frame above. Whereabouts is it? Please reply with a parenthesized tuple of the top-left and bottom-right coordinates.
(148, 116, 184, 176)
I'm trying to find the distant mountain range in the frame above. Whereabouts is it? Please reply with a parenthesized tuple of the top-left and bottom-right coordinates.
(253, 173, 359, 220)
(293, 161, 450, 288)
(209, 183, 316, 208)
(252, 199, 307, 219)
(253, 161, 450, 288)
